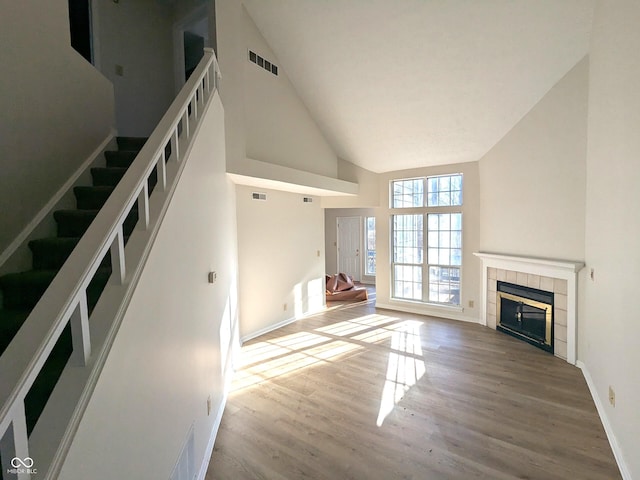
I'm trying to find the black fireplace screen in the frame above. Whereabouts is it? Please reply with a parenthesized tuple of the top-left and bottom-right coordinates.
(496, 281, 553, 353)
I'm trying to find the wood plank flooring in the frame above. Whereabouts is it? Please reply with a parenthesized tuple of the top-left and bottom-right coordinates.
(205, 295, 621, 480)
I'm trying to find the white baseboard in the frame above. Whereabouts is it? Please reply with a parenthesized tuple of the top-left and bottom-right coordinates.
(0, 130, 116, 269)
(240, 315, 298, 344)
(197, 388, 228, 480)
(577, 361, 631, 479)
(375, 301, 480, 324)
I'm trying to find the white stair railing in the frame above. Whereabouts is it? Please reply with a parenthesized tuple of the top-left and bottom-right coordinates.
(0, 48, 220, 480)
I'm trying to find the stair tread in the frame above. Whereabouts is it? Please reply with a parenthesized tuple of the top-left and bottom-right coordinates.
(74, 185, 115, 192)
(29, 237, 80, 247)
(54, 209, 100, 218)
(91, 167, 127, 173)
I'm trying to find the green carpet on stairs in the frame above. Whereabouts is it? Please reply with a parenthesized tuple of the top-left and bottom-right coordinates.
(0, 137, 147, 436)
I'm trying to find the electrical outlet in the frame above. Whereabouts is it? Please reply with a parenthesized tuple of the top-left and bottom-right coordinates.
(207, 395, 212, 416)
(317, 250, 321, 257)
(609, 386, 615, 407)
(590, 268, 595, 281)
(468, 300, 474, 308)
(283, 303, 287, 311)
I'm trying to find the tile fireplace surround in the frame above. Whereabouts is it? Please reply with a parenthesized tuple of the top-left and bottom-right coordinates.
(474, 252, 584, 365)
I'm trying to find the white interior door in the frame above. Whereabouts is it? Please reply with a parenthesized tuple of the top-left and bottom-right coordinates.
(337, 216, 362, 281)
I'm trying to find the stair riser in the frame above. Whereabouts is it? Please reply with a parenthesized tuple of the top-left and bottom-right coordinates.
(116, 137, 147, 151)
(92, 168, 158, 190)
(105, 151, 137, 168)
(55, 210, 139, 238)
(0, 271, 111, 310)
(31, 246, 111, 270)
(91, 168, 126, 187)
(55, 214, 95, 237)
(74, 188, 113, 210)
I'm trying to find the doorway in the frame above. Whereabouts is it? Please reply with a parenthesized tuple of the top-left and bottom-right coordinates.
(68, 0, 93, 63)
(337, 216, 362, 282)
(173, 6, 211, 93)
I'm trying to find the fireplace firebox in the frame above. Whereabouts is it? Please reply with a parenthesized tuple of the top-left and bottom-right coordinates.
(496, 281, 553, 353)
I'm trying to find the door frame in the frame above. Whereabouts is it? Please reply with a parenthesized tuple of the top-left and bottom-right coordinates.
(336, 216, 362, 282)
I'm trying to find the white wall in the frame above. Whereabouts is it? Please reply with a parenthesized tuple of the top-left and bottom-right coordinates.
(0, 0, 114, 255)
(324, 208, 376, 284)
(479, 57, 589, 261)
(58, 94, 238, 479)
(235, 185, 325, 340)
(375, 161, 481, 323)
(581, 1, 640, 477)
(94, 0, 175, 137)
(216, 0, 339, 179)
(322, 158, 380, 209)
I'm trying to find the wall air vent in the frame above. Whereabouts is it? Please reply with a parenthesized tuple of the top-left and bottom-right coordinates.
(248, 50, 278, 76)
(252, 192, 267, 201)
(303, 197, 313, 203)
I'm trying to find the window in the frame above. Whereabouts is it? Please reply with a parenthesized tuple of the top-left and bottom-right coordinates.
(393, 215, 422, 300)
(391, 175, 463, 306)
(365, 217, 376, 275)
(392, 178, 424, 208)
(427, 213, 461, 304)
(427, 174, 462, 207)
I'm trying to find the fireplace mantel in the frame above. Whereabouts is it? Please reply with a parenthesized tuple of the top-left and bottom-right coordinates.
(473, 252, 585, 365)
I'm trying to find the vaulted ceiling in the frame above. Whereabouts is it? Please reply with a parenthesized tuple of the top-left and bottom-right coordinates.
(243, 0, 595, 173)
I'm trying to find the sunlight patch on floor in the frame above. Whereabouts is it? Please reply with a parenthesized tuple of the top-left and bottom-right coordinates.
(231, 309, 418, 396)
(377, 320, 426, 426)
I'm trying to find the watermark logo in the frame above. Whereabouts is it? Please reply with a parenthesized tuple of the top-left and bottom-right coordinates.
(7, 457, 37, 475)
(11, 457, 33, 468)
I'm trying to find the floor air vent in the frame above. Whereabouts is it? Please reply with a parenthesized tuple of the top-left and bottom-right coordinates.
(248, 50, 278, 76)
(252, 192, 267, 201)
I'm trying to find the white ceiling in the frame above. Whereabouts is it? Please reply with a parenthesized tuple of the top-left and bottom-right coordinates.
(243, 0, 594, 173)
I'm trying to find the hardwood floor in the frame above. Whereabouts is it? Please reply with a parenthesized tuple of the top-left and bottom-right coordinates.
(205, 295, 621, 480)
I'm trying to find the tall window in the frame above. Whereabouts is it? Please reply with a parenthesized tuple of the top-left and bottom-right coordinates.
(365, 217, 376, 275)
(391, 174, 462, 306)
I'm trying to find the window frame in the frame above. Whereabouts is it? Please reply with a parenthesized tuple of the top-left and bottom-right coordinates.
(390, 174, 463, 306)
(365, 216, 376, 276)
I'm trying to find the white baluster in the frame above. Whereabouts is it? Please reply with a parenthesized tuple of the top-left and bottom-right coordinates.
(171, 128, 179, 162)
(137, 182, 149, 230)
(182, 109, 190, 139)
(70, 292, 91, 366)
(157, 150, 167, 191)
(193, 91, 198, 120)
(205, 69, 210, 95)
(0, 404, 31, 479)
(110, 226, 126, 285)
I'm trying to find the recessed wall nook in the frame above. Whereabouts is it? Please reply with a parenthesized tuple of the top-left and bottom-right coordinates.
(474, 252, 584, 364)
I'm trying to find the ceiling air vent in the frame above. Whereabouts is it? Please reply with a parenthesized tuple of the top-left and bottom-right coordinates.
(303, 197, 313, 203)
(252, 192, 267, 201)
(248, 50, 278, 76)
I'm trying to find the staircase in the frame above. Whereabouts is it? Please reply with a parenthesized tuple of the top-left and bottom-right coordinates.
(0, 136, 147, 435)
(0, 48, 219, 479)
